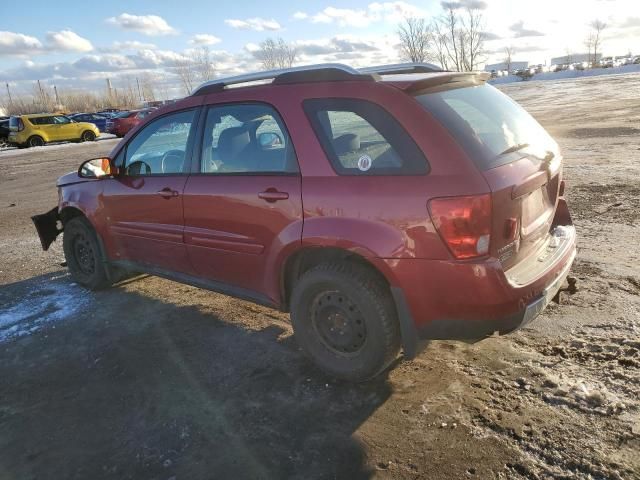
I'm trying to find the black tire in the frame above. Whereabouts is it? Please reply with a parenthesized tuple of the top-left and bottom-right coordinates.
(63, 216, 111, 290)
(290, 262, 401, 381)
(27, 135, 45, 148)
(81, 130, 96, 142)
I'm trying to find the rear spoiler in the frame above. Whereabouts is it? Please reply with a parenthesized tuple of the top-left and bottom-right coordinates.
(382, 71, 490, 94)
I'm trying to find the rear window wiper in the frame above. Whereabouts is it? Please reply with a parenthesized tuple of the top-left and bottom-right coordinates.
(499, 143, 530, 155)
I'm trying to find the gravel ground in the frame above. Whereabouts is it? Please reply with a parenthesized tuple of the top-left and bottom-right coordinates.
(0, 73, 639, 480)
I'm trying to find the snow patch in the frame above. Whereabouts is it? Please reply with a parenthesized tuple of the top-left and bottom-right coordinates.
(0, 276, 92, 343)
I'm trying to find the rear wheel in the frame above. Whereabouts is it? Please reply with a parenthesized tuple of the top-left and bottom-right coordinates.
(81, 130, 96, 142)
(63, 217, 111, 290)
(290, 262, 401, 381)
(27, 135, 45, 148)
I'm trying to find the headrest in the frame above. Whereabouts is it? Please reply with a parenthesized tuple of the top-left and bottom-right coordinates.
(218, 127, 250, 159)
(333, 133, 360, 155)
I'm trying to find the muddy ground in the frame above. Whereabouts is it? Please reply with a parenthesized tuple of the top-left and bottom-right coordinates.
(0, 73, 639, 480)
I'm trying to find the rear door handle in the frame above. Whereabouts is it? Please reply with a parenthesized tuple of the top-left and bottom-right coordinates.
(156, 188, 179, 199)
(258, 190, 289, 202)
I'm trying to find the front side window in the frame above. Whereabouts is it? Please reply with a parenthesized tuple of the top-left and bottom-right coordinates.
(122, 109, 195, 176)
(303, 98, 428, 175)
(53, 116, 71, 124)
(200, 103, 298, 174)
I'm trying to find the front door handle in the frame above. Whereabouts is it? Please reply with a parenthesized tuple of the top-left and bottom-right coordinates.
(156, 188, 179, 199)
(258, 190, 289, 202)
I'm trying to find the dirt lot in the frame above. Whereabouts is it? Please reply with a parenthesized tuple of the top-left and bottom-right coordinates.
(1, 73, 639, 480)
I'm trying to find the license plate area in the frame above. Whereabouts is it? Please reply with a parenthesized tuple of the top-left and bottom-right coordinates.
(521, 187, 553, 237)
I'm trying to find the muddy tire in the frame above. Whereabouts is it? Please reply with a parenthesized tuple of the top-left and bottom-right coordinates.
(63, 216, 111, 290)
(27, 135, 45, 148)
(81, 130, 96, 142)
(290, 262, 401, 382)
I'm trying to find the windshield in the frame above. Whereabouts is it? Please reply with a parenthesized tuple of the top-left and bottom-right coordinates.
(416, 84, 557, 170)
(113, 111, 131, 118)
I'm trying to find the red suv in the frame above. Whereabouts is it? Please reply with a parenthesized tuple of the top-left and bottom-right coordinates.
(106, 109, 153, 137)
(33, 64, 576, 381)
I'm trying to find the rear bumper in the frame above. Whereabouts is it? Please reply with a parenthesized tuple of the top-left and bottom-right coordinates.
(387, 208, 577, 354)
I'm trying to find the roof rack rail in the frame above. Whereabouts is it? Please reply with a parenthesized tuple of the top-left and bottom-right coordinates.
(358, 62, 443, 75)
(191, 63, 364, 96)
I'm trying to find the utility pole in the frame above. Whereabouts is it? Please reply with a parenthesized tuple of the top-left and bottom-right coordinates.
(5, 83, 12, 106)
(53, 85, 60, 106)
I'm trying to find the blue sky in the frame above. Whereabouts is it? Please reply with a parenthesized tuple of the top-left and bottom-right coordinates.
(1, 0, 639, 99)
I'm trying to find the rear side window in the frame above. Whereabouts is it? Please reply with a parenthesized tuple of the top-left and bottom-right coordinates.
(303, 98, 428, 175)
(29, 117, 53, 125)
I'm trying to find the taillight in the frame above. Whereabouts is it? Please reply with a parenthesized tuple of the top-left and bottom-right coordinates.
(18, 119, 24, 132)
(428, 194, 492, 259)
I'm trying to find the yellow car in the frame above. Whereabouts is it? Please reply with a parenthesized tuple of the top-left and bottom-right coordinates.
(8, 114, 100, 148)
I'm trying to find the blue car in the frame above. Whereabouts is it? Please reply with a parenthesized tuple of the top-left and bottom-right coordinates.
(69, 113, 108, 133)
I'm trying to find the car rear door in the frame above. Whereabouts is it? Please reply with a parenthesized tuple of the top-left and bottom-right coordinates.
(182, 102, 302, 303)
(101, 106, 200, 274)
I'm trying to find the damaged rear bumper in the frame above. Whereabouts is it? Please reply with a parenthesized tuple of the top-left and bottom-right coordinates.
(32, 207, 62, 251)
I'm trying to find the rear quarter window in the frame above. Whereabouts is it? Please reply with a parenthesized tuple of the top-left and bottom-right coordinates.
(303, 98, 428, 175)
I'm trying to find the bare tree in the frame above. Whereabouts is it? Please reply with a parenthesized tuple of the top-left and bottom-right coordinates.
(256, 38, 298, 70)
(192, 46, 216, 83)
(431, 5, 486, 71)
(590, 20, 606, 65)
(397, 17, 432, 63)
(174, 57, 196, 95)
(584, 33, 594, 64)
(139, 73, 157, 103)
(503, 46, 515, 73)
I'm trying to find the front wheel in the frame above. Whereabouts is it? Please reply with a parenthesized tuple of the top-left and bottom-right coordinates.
(290, 262, 401, 381)
(63, 217, 111, 290)
(81, 130, 96, 142)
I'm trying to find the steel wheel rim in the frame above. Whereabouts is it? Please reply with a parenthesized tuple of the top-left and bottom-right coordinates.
(311, 290, 367, 355)
(72, 233, 96, 275)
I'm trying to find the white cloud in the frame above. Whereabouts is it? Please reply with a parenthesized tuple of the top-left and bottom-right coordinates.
(224, 17, 281, 31)
(0, 31, 43, 56)
(106, 13, 177, 36)
(46, 30, 93, 52)
(293, 11, 309, 20)
(106, 40, 157, 51)
(189, 34, 222, 46)
(310, 2, 426, 28)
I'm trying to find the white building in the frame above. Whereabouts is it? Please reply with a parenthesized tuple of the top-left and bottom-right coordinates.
(551, 53, 601, 64)
(484, 61, 528, 71)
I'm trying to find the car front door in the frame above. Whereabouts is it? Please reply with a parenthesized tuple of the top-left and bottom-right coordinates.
(182, 103, 303, 303)
(52, 115, 77, 140)
(101, 107, 200, 274)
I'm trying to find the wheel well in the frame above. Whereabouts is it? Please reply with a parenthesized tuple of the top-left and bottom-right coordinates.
(59, 206, 85, 225)
(281, 247, 389, 311)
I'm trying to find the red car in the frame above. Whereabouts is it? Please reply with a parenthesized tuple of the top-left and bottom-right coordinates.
(33, 63, 576, 381)
(106, 109, 153, 137)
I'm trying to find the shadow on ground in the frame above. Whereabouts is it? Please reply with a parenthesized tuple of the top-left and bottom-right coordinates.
(0, 273, 391, 480)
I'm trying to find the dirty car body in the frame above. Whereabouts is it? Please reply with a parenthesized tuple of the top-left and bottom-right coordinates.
(33, 63, 577, 381)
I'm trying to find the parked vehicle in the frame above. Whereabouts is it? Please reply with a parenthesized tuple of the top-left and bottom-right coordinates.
(8, 113, 100, 148)
(0, 118, 10, 146)
(33, 63, 576, 381)
(107, 109, 153, 137)
(69, 113, 109, 133)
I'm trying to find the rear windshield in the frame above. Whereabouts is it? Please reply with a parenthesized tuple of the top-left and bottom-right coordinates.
(416, 84, 556, 170)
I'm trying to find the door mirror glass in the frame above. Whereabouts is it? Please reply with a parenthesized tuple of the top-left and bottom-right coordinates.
(258, 132, 283, 149)
(78, 157, 114, 179)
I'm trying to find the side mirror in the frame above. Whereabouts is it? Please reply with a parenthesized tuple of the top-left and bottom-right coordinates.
(258, 132, 283, 149)
(78, 157, 116, 179)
